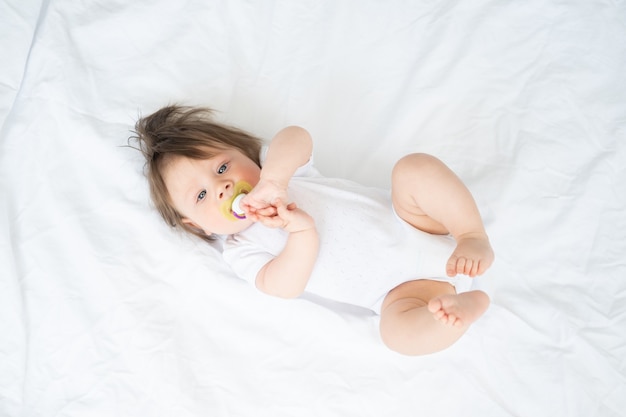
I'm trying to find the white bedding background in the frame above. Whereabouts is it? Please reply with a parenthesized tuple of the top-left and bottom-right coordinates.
(1, 1, 625, 416)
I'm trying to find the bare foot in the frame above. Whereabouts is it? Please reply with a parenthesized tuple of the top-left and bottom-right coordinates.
(446, 233, 494, 277)
(427, 290, 490, 327)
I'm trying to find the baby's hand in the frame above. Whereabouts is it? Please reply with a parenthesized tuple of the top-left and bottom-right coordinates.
(250, 199, 315, 233)
(241, 179, 288, 218)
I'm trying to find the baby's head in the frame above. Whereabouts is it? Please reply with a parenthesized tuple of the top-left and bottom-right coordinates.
(132, 105, 263, 241)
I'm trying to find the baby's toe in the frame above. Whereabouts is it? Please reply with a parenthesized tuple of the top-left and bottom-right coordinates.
(446, 257, 459, 277)
(470, 260, 481, 277)
(433, 313, 445, 323)
(428, 298, 442, 314)
(456, 257, 467, 274)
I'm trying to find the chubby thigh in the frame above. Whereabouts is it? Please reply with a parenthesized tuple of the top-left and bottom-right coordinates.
(391, 153, 457, 235)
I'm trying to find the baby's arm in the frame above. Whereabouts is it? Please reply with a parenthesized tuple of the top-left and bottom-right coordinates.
(254, 200, 319, 298)
(242, 126, 312, 215)
(244, 126, 317, 298)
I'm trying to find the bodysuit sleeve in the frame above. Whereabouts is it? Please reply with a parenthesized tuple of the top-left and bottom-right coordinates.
(222, 225, 288, 287)
(222, 236, 273, 286)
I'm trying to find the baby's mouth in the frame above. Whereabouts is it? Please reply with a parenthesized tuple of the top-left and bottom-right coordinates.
(220, 181, 252, 221)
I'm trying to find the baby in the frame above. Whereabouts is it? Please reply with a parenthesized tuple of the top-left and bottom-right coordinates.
(133, 105, 494, 356)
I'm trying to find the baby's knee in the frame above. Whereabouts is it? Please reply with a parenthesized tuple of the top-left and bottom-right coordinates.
(392, 153, 439, 180)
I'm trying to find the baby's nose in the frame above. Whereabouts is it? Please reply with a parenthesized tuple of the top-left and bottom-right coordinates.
(218, 183, 232, 200)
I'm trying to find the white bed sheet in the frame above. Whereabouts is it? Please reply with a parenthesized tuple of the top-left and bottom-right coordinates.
(1, 0, 625, 416)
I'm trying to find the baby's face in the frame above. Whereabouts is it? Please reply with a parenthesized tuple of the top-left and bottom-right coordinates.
(163, 148, 261, 236)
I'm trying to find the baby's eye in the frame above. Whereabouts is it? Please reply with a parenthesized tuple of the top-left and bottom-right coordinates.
(217, 163, 228, 174)
(197, 190, 206, 202)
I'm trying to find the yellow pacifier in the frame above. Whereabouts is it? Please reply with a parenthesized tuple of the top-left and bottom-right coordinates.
(220, 181, 252, 221)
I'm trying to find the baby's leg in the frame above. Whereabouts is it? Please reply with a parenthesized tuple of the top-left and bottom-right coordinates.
(391, 153, 494, 277)
(379, 280, 489, 355)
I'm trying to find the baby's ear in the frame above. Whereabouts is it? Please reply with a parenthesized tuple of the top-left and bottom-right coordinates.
(182, 218, 210, 236)
(181, 217, 198, 228)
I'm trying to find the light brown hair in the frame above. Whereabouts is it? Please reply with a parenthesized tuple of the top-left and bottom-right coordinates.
(131, 105, 263, 241)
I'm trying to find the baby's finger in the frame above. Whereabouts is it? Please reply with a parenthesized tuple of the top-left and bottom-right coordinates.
(241, 193, 269, 210)
(240, 199, 259, 213)
(258, 215, 286, 229)
(271, 198, 286, 211)
(272, 202, 295, 225)
(256, 206, 278, 217)
(274, 199, 294, 216)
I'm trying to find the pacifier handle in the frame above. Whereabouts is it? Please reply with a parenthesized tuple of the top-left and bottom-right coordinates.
(231, 194, 246, 219)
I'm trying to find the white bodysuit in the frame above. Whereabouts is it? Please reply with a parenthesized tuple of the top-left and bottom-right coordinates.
(222, 152, 470, 314)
